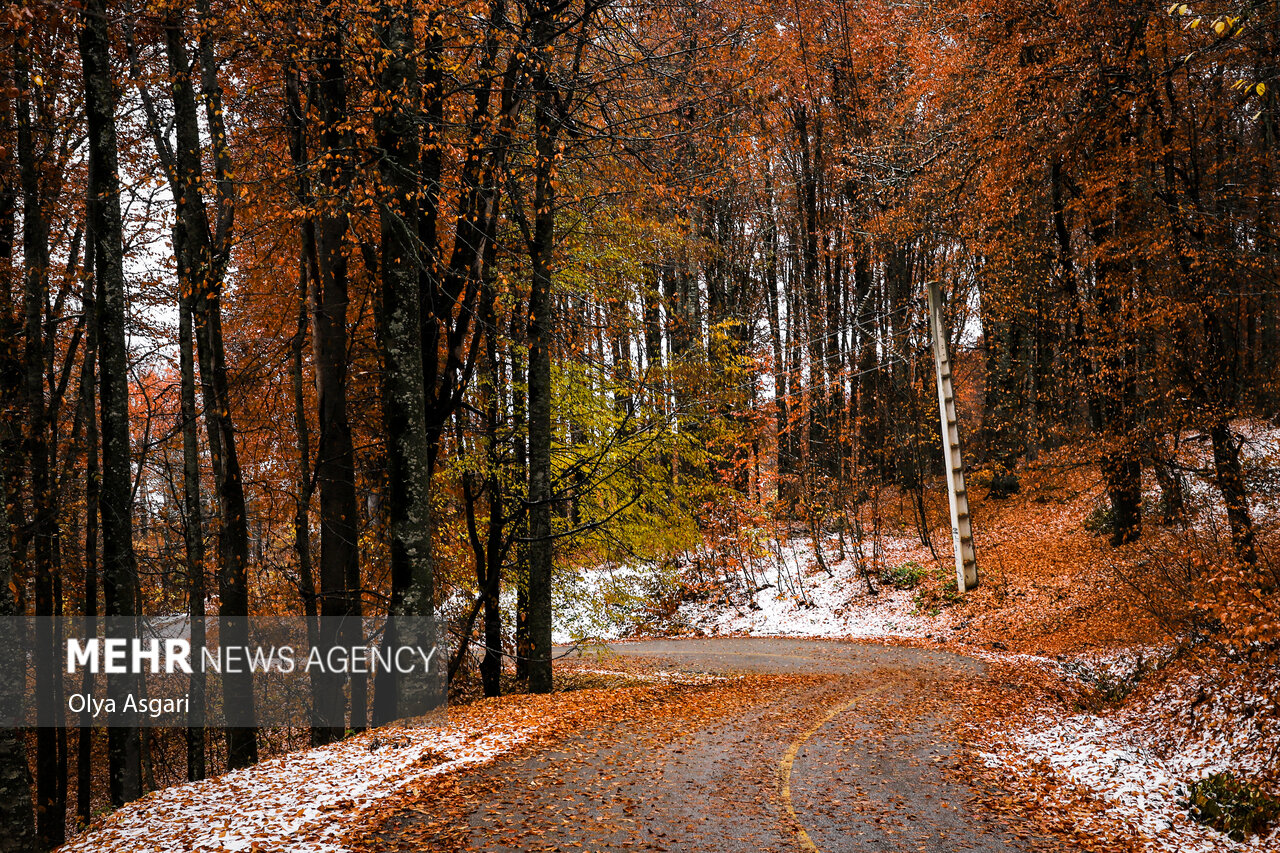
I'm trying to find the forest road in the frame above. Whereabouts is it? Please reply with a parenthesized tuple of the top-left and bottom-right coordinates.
(373, 637, 1068, 853)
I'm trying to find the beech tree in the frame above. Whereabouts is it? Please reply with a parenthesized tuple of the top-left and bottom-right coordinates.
(79, 0, 142, 805)
(0, 443, 34, 853)
(374, 0, 436, 717)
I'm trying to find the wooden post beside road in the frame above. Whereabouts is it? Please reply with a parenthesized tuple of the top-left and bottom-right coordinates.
(926, 282, 978, 592)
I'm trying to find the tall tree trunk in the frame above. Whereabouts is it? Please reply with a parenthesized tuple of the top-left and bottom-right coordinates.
(1209, 421, 1256, 567)
(16, 42, 64, 846)
(375, 0, 439, 720)
(1199, 263, 1256, 565)
(178, 271, 206, 782)
(526, 59, 558, 694)
(309, 0, 359, 743)
(1092, 228, 1141, 546)
(197, 266, 258, 769)
(511, 303, 530, 684)
(412, 0, 524, 696)
(282, 42, 328, 740)
(0, 439, 35, 852)
(79, 0, 142, 803)
(76, 251, 98, 826)
(290, 259, 320, 710)
(479, 275, 504, 699)
(0, 80, 34, 853)
(762, 169, 790, 498)
(164, 13, 257, 768)
(793, 104, 828, 479)
(641, 266, 664, 402)
(852, 247, 877, 475)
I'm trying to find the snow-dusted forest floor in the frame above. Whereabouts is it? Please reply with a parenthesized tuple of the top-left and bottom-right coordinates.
(60, 708, 532, 853)
(58, 674, 718, 853)
(555, 545, 1279, 853)
(548, 433, 1280, 853)
(974, 651, 1280, 853)
(552, 532, 955, 644)
(60, 424, 1280, 853)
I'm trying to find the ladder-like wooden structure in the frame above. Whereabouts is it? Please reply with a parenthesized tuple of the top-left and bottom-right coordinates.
(927, 282, 978, 592)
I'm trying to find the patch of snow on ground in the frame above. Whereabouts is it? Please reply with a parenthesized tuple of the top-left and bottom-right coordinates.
(984, 664, 1280, 853)
(553, 535, 958, 643)
(58, 716, 536, 853)
(553, 561, 660, 644)
(676, 535, 957, 640)
(973, 646, 1173, 691)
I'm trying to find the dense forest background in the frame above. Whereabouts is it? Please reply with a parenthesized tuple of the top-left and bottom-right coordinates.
(0, 0, 1277, 848)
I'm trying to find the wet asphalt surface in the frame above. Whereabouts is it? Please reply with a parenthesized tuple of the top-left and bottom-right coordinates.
(375, 638, 1065, 852)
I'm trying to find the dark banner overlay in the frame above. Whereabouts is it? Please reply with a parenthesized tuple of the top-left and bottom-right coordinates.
(0, 615, 446, 728)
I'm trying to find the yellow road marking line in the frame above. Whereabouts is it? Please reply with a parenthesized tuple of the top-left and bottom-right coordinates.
(777, 686, 888, 853)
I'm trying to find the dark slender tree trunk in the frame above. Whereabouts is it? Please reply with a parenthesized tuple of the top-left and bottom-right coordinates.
(511, 304, 530, 684)
(282, 43, 327, 740)
(1094, 246, 1141, 546)
(852, 247, 877, 475)
(480, 527, 502, 697)
(526, 58, 558, 694)
(1199, 272, 1257, 565)
(793, 105, 829, 478)
(186, 3, 262, 758)
(16, 43, 64, 846)
(1209, 420, 1256, 565)
(375, 0, 439, 721)
(0, 439, 35, 852)
(309, 0, 360, 742)
(0, 93, 30, 848)
(178, 269, 206, 782)
(200, 275, 258, 769)
(76, 254, 98, 826)
(479, 276, 504, 698)
(413, 0, 525, 696)
(80, 0, 142, 803)
(762, 170, 790, 497)
(290, 258, 320, 700)
(164, 13, 257, 768)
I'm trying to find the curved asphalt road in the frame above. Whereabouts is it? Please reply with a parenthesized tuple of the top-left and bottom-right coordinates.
(372, 638, 1065, 852)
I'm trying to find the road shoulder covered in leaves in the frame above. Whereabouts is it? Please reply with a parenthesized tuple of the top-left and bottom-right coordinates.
(55, 670, 723, 853)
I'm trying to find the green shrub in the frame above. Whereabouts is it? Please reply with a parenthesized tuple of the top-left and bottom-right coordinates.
(1187, 772, 1280, 841)
(880, 561, 925, 590)
(910, 562, 963, 612)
